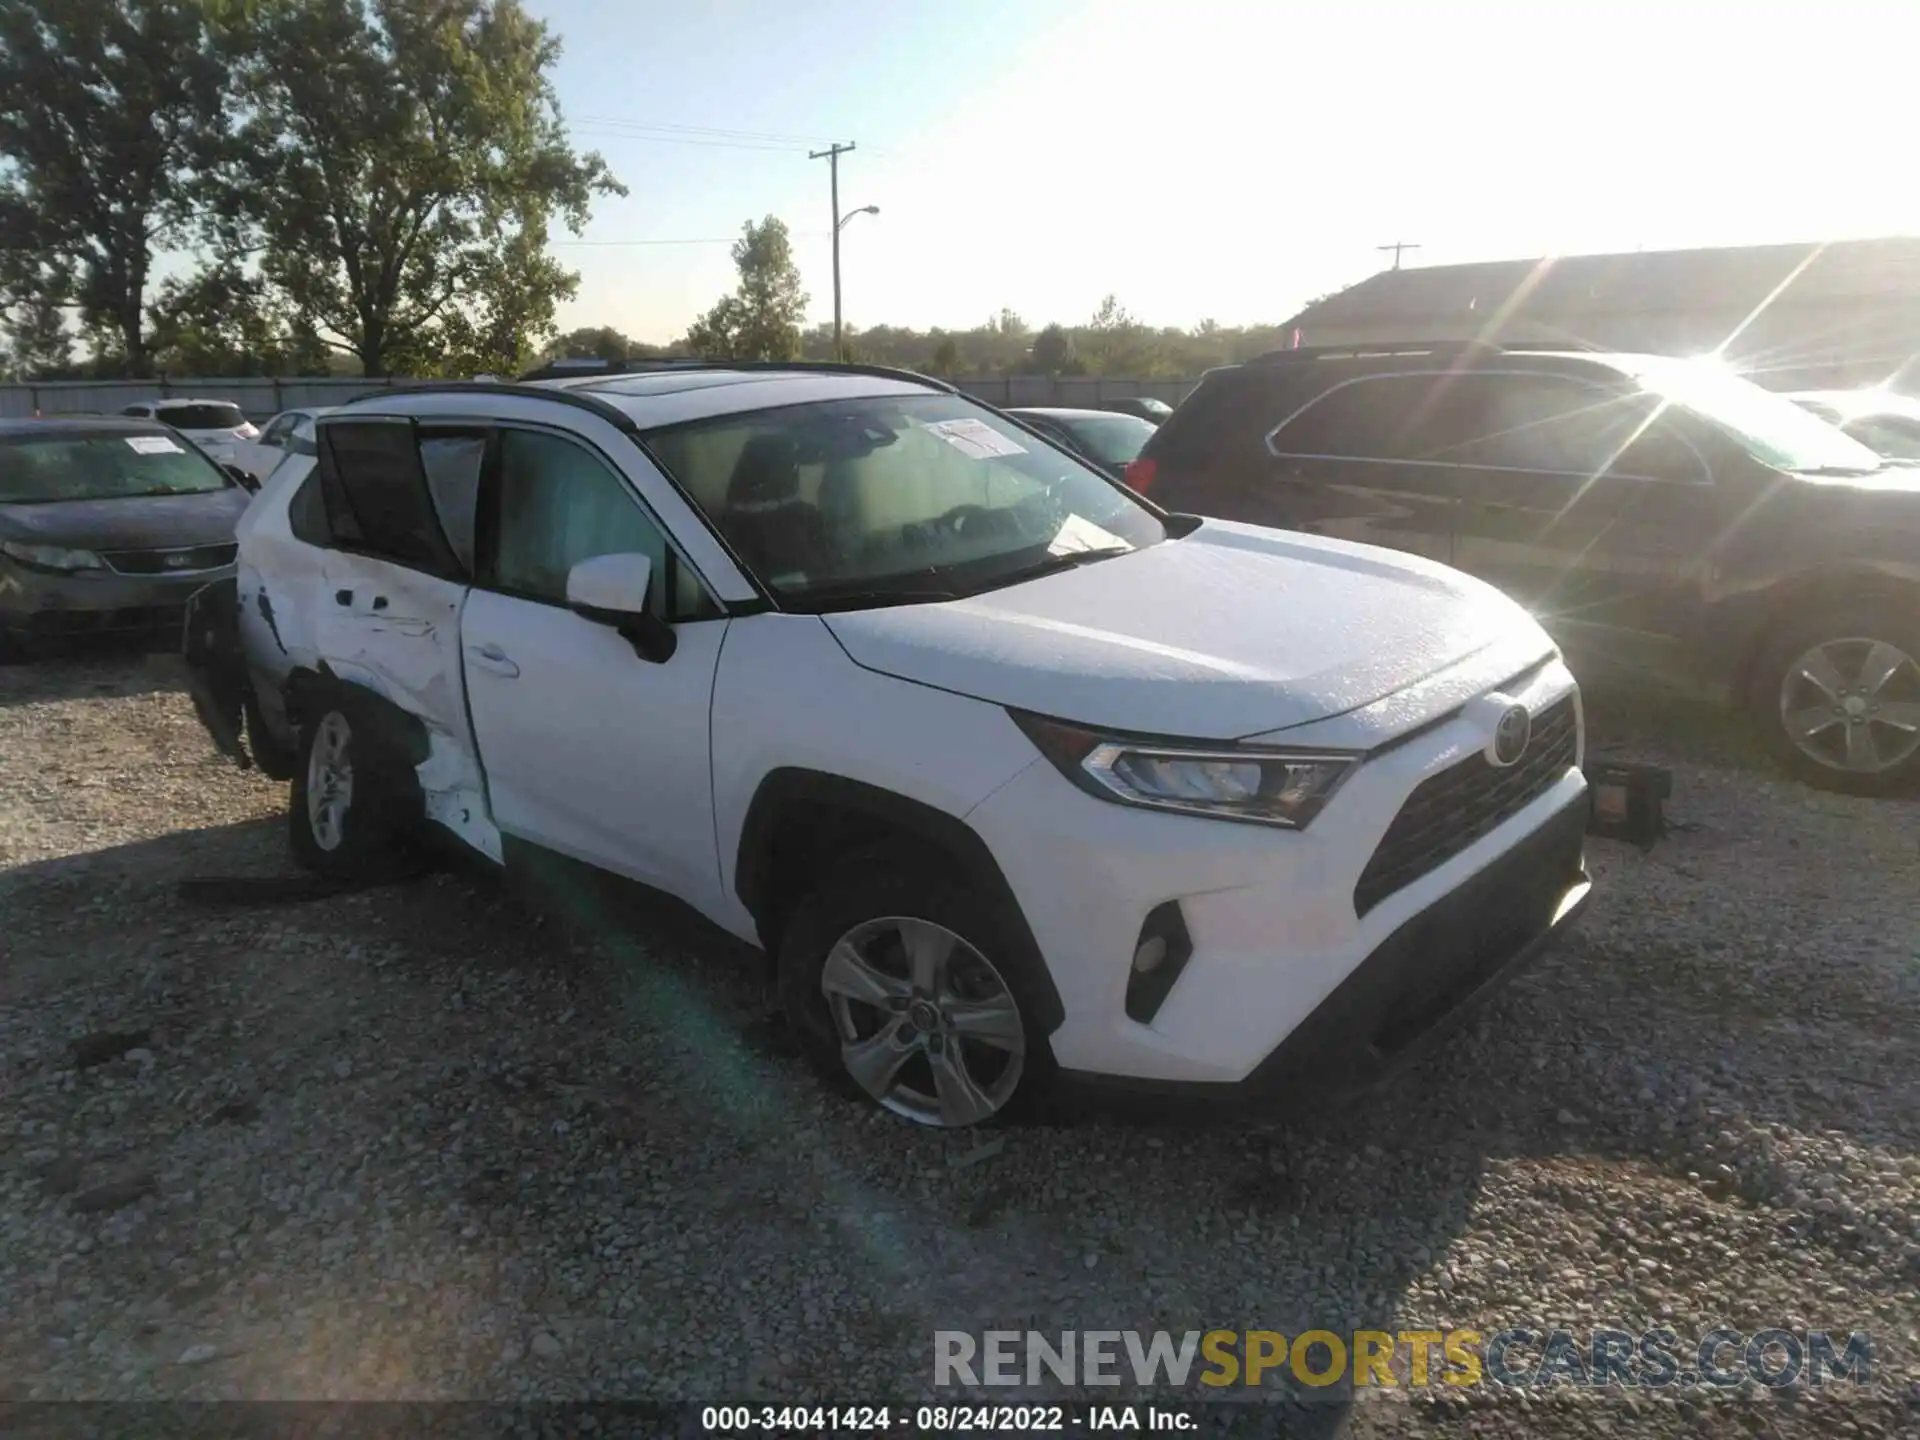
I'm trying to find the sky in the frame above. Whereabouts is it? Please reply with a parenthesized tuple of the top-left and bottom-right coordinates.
(525, 0, 1920, 344)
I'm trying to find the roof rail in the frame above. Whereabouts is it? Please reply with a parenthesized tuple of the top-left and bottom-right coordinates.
(556, 358, 960, 395)
(336, 379, 642, 432)
(513, 357, 709, 381)
(1247, 338, 1603, 365)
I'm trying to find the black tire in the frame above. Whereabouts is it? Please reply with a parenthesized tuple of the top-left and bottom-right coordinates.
(287, 695, 424, 878)
(1747, 601, 1920, 796)
(777, 847, 1056, 1129)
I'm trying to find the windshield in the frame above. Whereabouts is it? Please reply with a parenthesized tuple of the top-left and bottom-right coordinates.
(1632, 359, 1886, 473)
(645, 393, 1167, 609)
(0, 430, 234, 503)
(157, 402, 246, 431)
(1050, 413, 1157, 467)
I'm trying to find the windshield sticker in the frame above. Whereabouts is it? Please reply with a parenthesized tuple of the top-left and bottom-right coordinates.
(126, 436, 184, 455)
(923, 418, 1027, 460)
(1049, 514, 1128, 555)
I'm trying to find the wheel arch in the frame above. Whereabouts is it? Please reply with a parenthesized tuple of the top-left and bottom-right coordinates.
(284, 665, 432, 770)
(1707, 562, 1920, 700)
(734, 768, 1065, 1034)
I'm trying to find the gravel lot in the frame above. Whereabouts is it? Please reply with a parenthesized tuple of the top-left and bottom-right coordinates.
(1, 648, 1916, 1436)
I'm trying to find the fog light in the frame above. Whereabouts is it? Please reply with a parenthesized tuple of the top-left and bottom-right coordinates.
(1133, 935, 1168, 974)
(1124, 901, 1193, 1024)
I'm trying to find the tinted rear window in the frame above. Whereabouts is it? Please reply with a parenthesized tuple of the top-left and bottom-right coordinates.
(1144, 369, 1294, 463)
(158, 403, 246, 430)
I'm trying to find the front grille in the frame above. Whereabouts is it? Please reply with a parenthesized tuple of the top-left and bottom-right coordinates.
(99, 543, 237, 576)
(1354, 695, 1578, 916)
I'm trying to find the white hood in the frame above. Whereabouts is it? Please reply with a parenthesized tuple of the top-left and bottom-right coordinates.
(822, 519, 1552, 740)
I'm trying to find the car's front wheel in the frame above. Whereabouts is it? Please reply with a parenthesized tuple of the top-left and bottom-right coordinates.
(1751, 603, 1920, 795)
(778, 851, 1051, 1128)
(287, 700, 421, 877)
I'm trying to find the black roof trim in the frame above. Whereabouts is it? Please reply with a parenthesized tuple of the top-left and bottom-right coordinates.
(1246, 339, 1603, 366)
(336, 380, 641, 432)
(514, 357, 711, 381)
(561, 359, 960, 395)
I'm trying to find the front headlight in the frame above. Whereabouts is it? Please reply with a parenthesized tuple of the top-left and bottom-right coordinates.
(0, 540, 105, 573)
(1011, 711, 1359, 829)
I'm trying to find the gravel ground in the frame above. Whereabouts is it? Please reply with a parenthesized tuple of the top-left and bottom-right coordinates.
(1, 648, 1916, 1437)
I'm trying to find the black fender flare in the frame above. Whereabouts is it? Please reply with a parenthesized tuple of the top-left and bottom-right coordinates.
(734, 768, 1065, 1034)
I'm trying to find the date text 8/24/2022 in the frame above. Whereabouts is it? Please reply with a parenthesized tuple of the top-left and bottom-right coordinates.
(699, 1404, 1198, 1431)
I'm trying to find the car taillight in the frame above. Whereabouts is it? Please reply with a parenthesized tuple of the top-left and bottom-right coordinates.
(236, 423, 258, 438)
(1122, 456, 1157, 491)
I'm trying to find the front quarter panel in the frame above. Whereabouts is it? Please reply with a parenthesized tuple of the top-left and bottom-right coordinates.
(709, 614, 1044, 919)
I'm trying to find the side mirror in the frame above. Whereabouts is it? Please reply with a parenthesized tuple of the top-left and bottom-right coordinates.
(565, 552, 677, 664)
(223, 463, 260, 493)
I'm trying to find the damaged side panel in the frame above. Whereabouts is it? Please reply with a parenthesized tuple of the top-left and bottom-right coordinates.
(307, 550, 503, 865)
(183, 538, 503, 864)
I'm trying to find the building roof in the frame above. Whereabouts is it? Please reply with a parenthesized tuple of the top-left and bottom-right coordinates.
(1291, 237, 1920, 330)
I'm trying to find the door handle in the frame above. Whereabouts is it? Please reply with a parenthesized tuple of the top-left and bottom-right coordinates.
(466, 643, 520, 679)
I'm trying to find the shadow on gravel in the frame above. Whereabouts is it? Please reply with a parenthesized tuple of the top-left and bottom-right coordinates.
(0, 642, 190, 710)
(5, 728, 1911, 1418)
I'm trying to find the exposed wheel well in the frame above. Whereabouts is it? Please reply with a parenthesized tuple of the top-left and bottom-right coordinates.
(284, 668, 431, 769)
(734, 769, 1064, 1033)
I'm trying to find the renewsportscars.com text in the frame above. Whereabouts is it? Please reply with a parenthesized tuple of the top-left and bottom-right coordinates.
(934, 1327, 1873, 1391)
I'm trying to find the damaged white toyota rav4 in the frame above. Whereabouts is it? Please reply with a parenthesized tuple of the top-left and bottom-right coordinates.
(183, 364, 1591, 1128)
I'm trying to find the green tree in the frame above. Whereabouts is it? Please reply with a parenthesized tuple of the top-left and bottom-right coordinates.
(150, 260, 329, 376)
(228, 0, 622, 376)
(930, 335, 960, 377)
(1083, 293, 1159, 375)
(1025, 323, 1079, 376)
(548, 324, 635, 362)
(685, 217, 808, 361)
(0, 0, 229, 376)
(0, 289, 75, 379)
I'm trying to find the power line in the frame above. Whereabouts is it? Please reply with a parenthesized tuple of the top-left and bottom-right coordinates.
(550, 231, 831, 247)
(569, 116, 902, 161)
(568, 126, 810, 154)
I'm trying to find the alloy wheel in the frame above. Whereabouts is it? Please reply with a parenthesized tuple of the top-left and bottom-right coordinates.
(1778, 637, 1920, 775)
(305, 711, 355, 851)
(819, 916, 1026, 1128)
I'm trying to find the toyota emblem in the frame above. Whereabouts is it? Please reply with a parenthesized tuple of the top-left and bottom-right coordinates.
(163, 553, 190, 569)
(1491, 704, 1532, 768)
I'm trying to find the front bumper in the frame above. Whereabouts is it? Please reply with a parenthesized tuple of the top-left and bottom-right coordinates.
(1060, 796, 1589, 1105)
(965, 660, 1588, 1087)
(0, 557, 235, 636)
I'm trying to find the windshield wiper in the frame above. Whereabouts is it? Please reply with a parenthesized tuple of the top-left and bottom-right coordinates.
(780, 582, 961, 615)
(966, 545, 1134, 593)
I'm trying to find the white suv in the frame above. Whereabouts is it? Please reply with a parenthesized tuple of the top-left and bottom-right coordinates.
(183, 365, 1591, 1128)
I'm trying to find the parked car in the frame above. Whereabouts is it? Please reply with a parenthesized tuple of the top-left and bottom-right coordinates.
(229, 406, 334, 484)
(1006, 406, 1159, 479)
(1128, 341, 1920, 794)
(1099, 396, 1173, 424)
(119, 398, 259, 465)
(181, 362, 1590, 1129)
(1786, 389, 1920, 461)
(0, 416, 249, 657)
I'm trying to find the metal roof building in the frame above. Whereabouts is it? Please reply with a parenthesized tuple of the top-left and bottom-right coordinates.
(1284, 237, 1920, 392)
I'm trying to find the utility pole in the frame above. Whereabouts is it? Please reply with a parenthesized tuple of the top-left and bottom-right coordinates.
(810, 141, 856, 359)
(1377, 240, 1422, 270)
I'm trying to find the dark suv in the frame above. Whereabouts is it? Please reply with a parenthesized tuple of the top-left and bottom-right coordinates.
(1128, 342, 1920, 794)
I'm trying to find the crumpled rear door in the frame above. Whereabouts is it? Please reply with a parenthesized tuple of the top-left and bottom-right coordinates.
(305, 415, 499, 862)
